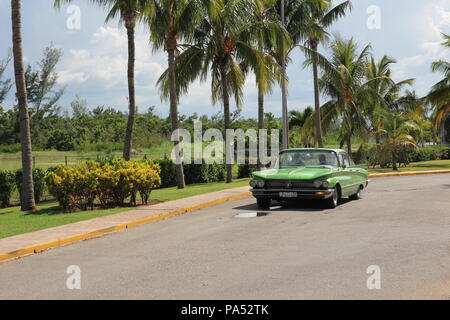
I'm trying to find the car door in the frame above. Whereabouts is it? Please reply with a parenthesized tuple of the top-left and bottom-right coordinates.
(342, 152, 363, 195)
(337, 152, 353, 197)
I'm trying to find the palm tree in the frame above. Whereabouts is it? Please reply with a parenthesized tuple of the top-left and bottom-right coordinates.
(253, 0, 285, 169)
(289, 107, 314, 147)
(275, 0, 328, 148)
(303, 0, 352, 147)
(378, 111, 419, 171)
(146, 0, 203, 189)
(428, 33, 450, 143)
(365, 54, 414, 144)
(54, 0, 148, 160)
(313, 36, 375, 154)
(11, 0, 36, 212)
(158, 0, 286, 183)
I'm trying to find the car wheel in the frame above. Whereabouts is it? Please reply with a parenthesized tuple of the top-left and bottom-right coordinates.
(324, 188, 339, 209)
(349, 186, 363, 201)
(256, 198, 271, 210)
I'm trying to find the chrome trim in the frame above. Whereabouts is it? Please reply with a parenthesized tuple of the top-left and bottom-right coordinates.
(251, 188, 334, 193)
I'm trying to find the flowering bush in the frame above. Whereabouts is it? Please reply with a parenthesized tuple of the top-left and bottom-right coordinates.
(45, 160, 161, 212)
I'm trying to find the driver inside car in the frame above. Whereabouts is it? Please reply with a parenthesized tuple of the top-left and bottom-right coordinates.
(318, 154, 328, 165)
(292, 153, 305, 166)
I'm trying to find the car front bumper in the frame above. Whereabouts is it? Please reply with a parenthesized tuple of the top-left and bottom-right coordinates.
(251, 188, 335, 200)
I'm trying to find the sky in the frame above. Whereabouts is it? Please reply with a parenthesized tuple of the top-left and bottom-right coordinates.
(0, 0, 449, 119)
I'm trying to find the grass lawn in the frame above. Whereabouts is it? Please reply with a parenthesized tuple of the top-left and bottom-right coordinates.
(0, 178, 250, 239)
(367, 160, 450, 173)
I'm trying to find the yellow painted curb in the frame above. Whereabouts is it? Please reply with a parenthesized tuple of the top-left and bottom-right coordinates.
(369, 169, 450, 178)
(0, 191, 252, 264)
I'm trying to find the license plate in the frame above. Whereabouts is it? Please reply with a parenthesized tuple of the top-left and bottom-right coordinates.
(279, 192, 298, 198)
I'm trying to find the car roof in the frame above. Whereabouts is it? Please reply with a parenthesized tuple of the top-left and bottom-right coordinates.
(280, 148, 346, 154)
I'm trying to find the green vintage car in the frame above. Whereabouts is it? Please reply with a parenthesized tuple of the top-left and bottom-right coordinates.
(250, 148, 369, 209)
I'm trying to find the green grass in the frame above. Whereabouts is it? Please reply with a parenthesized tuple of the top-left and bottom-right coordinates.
(367, 160, 450, 173)
(0, 145, 173, 171)
(0, 178, 250, 239)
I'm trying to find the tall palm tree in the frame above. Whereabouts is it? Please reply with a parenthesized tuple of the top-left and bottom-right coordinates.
(303, 0, 352, 147)
(313, 36, 375, 154)
(54, 0, 148, 160)
(428, 33, 450, 143)
(365, 54, 414, 144)
(254, 0, 285, 169)
(11, 0, 36, 212)
(275, 0, 328, 149)
(158, 0, 286, 183)
(146, 0, 203, 189)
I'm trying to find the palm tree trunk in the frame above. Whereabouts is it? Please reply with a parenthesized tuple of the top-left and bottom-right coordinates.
(257, 83, 264, 171)
(123, 24, 136, 161)
(346, 134, 352, 155)
(11, 0, 35, 212)
(221, 64, 233, 183)
(392, 147, 398, 171)
(167, 40, 186, 189)
(311, 41, 324, 148)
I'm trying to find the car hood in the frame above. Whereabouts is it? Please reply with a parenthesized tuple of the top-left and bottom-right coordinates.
(252, 167, 337, 180)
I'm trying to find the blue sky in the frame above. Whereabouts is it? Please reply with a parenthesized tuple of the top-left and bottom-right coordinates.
(0, 0, 449, 118)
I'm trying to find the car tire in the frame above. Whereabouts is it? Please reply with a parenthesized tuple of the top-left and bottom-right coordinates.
(256, 198, 271, 210)
(324, 188, 339, 209)
(349, 186, 363, 201)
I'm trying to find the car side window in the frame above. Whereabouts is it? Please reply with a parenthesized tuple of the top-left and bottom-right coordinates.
(339, 153, 350, 168)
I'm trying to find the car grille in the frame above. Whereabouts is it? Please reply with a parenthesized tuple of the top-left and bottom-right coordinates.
(264, 180, 315, 189)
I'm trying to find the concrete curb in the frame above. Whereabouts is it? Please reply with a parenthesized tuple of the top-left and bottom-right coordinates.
(368, 169, 450, 178)
(1, 169, 449, 264)
(0, 191, 252, 264)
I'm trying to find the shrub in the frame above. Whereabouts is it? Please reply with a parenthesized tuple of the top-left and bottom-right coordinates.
(45, 160, 161, 212)
(184, 162, 225, 184)
(15, 168, 46, 204)
(46, 130, 76, 151)
(0, 143, 22, 153)
(237, 162, 259, 178)
(155, 157, 176, 188)
(0, 170, 15, 208)
(154, 158, 225, 187)
(360, 146, 450, 168)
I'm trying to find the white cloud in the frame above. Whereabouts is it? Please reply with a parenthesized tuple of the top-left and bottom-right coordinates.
(57, 26, 165, 91)
(391, 2, 450, 84)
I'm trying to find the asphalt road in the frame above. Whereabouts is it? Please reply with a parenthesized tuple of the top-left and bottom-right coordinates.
(1, 174, 450, 300)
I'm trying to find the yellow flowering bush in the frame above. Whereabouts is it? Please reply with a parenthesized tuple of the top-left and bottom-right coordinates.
(45, 160, 161, 212)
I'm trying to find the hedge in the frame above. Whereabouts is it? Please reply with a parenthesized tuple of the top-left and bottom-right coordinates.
(154, 158, 226, 187)
(46, 160, 161, 212)
(0, 171, 15, 208)
(15, 168, 46, 204)
(355, 146, 450, 168)
(0, 168, 47, 208)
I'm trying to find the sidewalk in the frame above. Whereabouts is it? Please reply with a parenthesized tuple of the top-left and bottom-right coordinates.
(0, 186, 251, 263)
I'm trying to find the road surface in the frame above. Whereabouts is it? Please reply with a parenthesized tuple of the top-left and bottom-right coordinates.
(1, 174, 449, 299)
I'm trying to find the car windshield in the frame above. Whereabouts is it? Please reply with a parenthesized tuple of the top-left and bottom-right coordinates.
(278, 150, 339, 168)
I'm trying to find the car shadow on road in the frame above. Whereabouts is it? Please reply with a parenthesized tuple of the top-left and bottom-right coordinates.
(233, 198, 352, 213)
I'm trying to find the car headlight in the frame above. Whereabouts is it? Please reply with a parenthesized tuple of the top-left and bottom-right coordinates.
(257, 180, 265, 188)
(250, 180, 258, 188)
(322, 181, 330, 188)
(313, 180, 321, 188)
